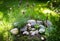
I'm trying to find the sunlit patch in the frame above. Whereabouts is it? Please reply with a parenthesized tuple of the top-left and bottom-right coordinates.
(3, 32, 9, 41)
(38, 4, 41, 7)
(3, 32, 8, 37)
(43, 9, 51, 14)
(0, 27, 4, 33)
(51, 11, 57, 16)
(0, 21, 3, 25)
(0, 20, 12, 33)
(7, 23, 12, 30)
(34, 8, 39, 11)
(42, 9, 58, 16)
(39, 8, 43, 12)
(40, 8, 43, 11)
(0, 21, 5, 33)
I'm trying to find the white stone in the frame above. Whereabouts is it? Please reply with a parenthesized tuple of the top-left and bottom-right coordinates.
(27, 20, 36, 26)
(10, 28, 18, 35)
(31, 28, 35, 31)
(39, 25, 45, 29)
(23, 31, 29, 35)
(39, 28, 45, 33)
(44, 20, 52, 27)
(41, 36, 44, 40)
(27, 23, 31, 27)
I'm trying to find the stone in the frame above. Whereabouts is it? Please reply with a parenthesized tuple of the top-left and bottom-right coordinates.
(30, 31, 35, 36)
(30, 31, 33, 34)
(27, 20, 36, 26)
(39, 25, 45, 29)
(31, 28, 35, 31)
(27, 23, 32, 30)
(30, 30, 39, 36)
(36, 20, 43, 25)
(35, 30, 39, 35)
(41, 36, 45, 40)
(20, 26, 27, 32)
(27, 27, 31, 31)
(10, 28, 19, 35)
(27, 23, 31, 27)
(23, 31, 29, 35)
(39, 28, 45, 33)
(44, 20, 52, 27)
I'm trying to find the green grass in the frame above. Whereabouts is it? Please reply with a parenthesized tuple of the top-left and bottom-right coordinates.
(0, 0, 60, 41)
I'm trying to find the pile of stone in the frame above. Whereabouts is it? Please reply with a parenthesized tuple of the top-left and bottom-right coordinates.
(10, 19, 52, 36)
(10, 20, 52, 35)
(20, 19, 52, 36)
(10, 19, 52, 41)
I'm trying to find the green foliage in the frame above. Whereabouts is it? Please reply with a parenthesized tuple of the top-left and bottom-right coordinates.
(45, 26, 56, 36)
(0, 0, 60, 41)
(34, 24, 40, 29)
(46, 16, 60, 41)
(46, 26, 60, 41)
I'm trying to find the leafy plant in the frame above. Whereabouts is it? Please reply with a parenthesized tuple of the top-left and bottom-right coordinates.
(34, 24, 40, 29)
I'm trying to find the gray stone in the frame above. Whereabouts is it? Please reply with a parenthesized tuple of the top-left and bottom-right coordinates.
(35, 30, 39, 35)
(30, 30, 39, 36)
(39, 25, 46, 33)
(20, 26, 27, 32)
(36, 20, 43, 25)
(27, 20, 36, 26)
(30, 31, 36, 36)
(44, 20, 52, 27)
